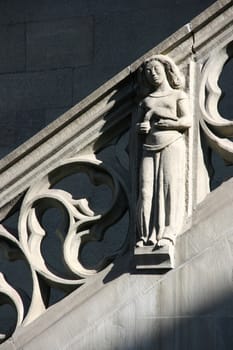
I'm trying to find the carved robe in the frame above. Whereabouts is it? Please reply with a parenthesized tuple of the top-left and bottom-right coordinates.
(137, 90, 187, 244)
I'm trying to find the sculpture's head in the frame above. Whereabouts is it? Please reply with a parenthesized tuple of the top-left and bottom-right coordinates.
(142, 55, 183, 90)
(144, 59, 167, 88)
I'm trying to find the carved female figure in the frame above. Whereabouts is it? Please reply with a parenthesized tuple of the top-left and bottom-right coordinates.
(137, 55, 191, 247)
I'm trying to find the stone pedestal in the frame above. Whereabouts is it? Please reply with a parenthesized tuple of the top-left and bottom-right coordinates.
(134, 245, 174, 270)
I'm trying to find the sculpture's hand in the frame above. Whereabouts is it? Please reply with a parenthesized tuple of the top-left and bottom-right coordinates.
(156, 119, 178, 129)
(137, 121, 150, 134)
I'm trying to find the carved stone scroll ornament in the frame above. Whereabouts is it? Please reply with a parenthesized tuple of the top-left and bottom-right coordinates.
(136, 55, 191, 251)
(199, 40, 233, 164)
(0, 157, 128, 341)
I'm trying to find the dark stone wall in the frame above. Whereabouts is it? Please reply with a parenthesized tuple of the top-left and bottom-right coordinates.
(0, 0, 214, 158)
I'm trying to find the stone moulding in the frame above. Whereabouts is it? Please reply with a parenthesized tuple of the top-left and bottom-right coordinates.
(1, 0, 233, 344)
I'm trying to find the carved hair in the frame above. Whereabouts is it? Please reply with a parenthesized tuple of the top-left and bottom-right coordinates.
(142, 54, 184, 89)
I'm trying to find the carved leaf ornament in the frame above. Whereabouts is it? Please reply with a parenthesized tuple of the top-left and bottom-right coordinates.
(0, 157, 128, 341)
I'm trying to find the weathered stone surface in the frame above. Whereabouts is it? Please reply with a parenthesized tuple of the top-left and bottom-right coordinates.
(88, 0, 166, 15)
(0, 147, 12, 160)
(27, 17, 93, 70)
(0, 69, 72, 112)
(94, 9, 172, 69)
(0, 24, 25, 73)
(0, 0, 212, 24)
(176, 178, 233, 265)
(216, 318, 233, 350)
(0, 0, 89, 24)
(94, 0, 214, 71)
(14, 110, 45, 145)
(73, 65, 119, 103)
(163, 238, 233, 317)
(218, 55, 233, 118)
(45, 107, 68, 125)
(0, 341, 15, 350)
(0, 113, 16, 147)
(0, 109, 46, 153)
(90, 0, 214, 19)
(175, 318, 216, 350)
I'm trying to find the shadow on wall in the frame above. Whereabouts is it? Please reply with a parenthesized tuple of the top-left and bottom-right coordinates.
(88, 263, 233, 350)
(131, 291, 233, 350)
(127, 296, 233, 350)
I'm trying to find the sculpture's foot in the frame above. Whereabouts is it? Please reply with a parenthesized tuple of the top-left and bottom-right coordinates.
(136, 239, 145, 248)
(157, 238, 173, 247)
(157, 227, 176, 247)
(146, 239, 156, 246)
(136, 239, 157, 247)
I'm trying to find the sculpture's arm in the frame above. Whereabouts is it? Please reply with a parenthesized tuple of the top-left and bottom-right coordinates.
(156, 96, 192, 131)
(137, 103, 150, 134)
(176, 97, 192, 129)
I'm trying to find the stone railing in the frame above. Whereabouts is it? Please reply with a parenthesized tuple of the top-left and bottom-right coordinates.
(1, 0, 233, 343)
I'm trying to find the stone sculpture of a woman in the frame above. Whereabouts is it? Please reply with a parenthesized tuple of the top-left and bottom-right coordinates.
(137, 55, 191, 247)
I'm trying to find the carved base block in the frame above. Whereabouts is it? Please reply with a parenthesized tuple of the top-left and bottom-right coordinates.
(134, 245, 174, 270)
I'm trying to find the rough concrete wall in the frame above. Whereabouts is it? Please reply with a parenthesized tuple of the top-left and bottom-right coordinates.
(0, 0, 214, 159)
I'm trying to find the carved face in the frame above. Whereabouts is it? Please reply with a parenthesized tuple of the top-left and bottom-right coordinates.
(144, 60, 166, 87)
